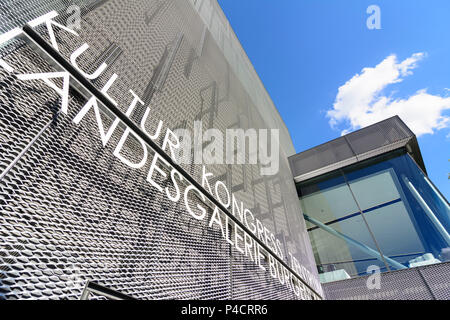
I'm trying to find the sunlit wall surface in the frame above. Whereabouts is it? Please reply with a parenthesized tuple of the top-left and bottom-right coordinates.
(299, 150, 450, 282)
(0, 0, 321, 299)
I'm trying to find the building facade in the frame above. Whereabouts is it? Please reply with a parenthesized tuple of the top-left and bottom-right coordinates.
(289, 116, 450, 299)
(1, 0, 448, 301)
(0, 0, 322, 299)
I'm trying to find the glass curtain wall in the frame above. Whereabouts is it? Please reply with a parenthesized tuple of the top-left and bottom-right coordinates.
(298, 149, 450, 282)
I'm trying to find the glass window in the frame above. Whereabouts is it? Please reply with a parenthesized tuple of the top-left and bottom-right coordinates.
(364, 201, 425, 263)
(300, 182, 359, 224)
(309, 219, 386, 278)
(348, 170, 400, 211)
(300, 150, 450, 282)
(344, 153, 449, 268)
(300, 171, 389, 281)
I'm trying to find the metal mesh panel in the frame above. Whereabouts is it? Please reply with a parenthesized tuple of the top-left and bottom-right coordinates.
(1, 86, 232, 299)
(418, 262, 450, 300)
(0, 0, 321, 299)
(289, 137, 354, 179)
(322, 262, 450, 300)
(289, 116, 424, 182)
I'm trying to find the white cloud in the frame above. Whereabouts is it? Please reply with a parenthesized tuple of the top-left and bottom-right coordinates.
(327, 53, 450, 137)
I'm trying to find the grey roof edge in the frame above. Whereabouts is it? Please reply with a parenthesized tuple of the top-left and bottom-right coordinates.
(395, 117, 427, 175)
(289, 116, 428, 183)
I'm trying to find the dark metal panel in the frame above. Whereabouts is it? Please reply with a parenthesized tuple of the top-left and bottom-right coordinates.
(289, 116, 427, 183)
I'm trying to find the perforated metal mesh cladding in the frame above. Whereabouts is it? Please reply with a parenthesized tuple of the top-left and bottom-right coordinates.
(322, 262, 450, 300)
(0, 0, 321, 299)
(289, 116, 425, 182)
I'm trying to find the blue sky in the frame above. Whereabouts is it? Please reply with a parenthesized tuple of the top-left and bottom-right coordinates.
(218, 0, 450, 198)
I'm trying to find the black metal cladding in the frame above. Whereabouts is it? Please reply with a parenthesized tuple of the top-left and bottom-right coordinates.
(0, 0, 320, 299)
(289, 116, 427, 183)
